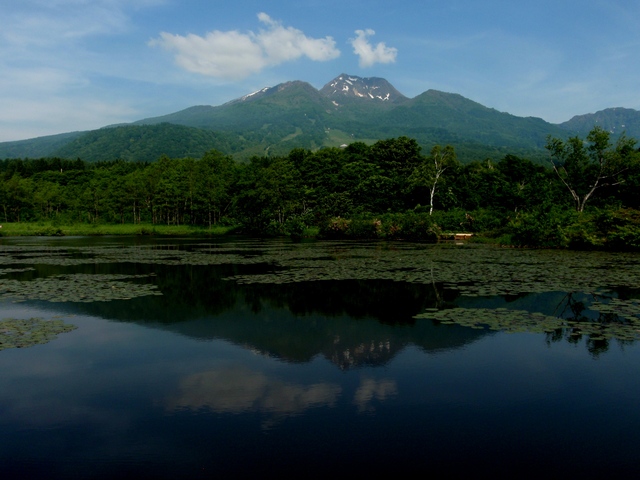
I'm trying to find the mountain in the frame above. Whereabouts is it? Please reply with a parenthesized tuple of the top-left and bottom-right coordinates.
(1, 73, 638, 162)
(559, 107, 640, 139)
(134, 81, 329, 131)
(319, 73, 407, 104)
(358, 89, 568, 155)
(0, 131, 85, 159)
(54, 123, 244, 162)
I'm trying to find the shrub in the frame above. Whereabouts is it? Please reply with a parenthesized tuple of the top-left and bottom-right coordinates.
(265, 220, 286, 236)
(596, 208, 640, 251)
(321, 217, 351, 238)
(506, 207, 577, 248)
(432, 208, 468, 232)
(284, 215, 306, 239)
(346, 218, 380, 239)
(564, 214, 602, 250)
(382, 212, 439, 242)
(432, 208, 509, 234)
(320, 213, 440, 242)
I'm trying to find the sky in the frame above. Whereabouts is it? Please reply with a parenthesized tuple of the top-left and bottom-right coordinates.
(1, 0, 639, 142)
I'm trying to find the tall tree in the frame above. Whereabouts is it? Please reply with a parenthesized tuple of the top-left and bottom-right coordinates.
(408, 145, 458, 214)
(545, 126, 633, 212)
(370, 136, 423, 209)
(496, 155, 551, 212)
(235, 156, 303, 231)
(197, 150, 236, 227)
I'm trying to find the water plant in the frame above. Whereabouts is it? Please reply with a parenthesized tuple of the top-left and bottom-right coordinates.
(0, 274, 162, 303)
(0, 317, 77, 350)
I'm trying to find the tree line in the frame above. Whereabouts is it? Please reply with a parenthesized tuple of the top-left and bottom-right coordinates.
(1, 127, 639, 248)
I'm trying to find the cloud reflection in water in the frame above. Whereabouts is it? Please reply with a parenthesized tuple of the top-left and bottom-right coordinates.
(167, 366, 341, 416)
(353, 378, 398, 412)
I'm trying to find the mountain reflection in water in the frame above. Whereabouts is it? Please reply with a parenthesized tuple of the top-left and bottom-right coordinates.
(41, 269, 489, 368)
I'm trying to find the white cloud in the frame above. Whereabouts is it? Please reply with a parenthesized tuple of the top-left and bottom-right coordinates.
(150, 13, 341, 80)
(350, 29, 397, 68)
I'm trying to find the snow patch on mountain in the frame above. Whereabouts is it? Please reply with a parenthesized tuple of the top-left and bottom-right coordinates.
(241, 87, 270, 101)
(319, 74, 406, 103)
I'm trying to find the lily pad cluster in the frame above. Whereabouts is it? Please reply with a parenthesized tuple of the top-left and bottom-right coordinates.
(2, 240, 640, 345)
(3, 240, 640, 298)
(590, 298, 640, 320)
(0, 317, 77, 350)
(0, 243, 270, 268)
(224, 243, 640, 296)
(415, 306, 640, 341)
(0, 267, 35, 276)
(0, 274, 162, 303)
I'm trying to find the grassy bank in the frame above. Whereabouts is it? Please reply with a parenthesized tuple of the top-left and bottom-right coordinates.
(0, 222, 239, 237)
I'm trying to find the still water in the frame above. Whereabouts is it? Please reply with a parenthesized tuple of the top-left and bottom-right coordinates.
(1, 237, 639, 478)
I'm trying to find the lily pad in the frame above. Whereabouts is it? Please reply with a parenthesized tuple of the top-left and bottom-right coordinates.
(0, 274, 162, 303)
(0, 317, 77, 351)
(414, 307, 640, 341)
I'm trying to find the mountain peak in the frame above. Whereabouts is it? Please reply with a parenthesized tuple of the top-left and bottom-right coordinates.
(319, 73, 407, 104)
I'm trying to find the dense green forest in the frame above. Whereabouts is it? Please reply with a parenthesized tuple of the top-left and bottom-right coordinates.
(1, 127, 640, 249)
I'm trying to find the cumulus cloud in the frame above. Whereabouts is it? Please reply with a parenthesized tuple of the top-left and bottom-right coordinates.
(150, 13, 340, 80)
(350, 29, 398, 67)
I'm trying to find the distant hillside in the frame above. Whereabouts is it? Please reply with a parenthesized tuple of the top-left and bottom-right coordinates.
(0, 131, 84, 159)
(54, 124, 242, 162)
(135, 81, 330, 130)
(559, 107, 640, 139)
(332, 89, 568, 154)
(131, 80, 332, 158)
(2, 73, 637, 163)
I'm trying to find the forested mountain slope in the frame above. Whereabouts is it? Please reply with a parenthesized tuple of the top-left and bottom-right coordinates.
(0, 131, 85, 159)
(54, 124, 243, 162)
(1, 73, 638, 162)
(559, 107, 640, 139)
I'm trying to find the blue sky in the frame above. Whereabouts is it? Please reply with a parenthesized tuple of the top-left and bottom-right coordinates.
(2, 0, 639, 142)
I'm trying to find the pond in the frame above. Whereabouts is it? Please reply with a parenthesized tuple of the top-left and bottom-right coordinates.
(1, 236, 639, 478)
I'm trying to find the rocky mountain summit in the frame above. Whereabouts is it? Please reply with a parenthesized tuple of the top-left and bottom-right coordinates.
(230, 74, 407, 106)
(319, 74, 407, 104)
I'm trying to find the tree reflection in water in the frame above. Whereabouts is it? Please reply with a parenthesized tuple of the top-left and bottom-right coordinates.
(546, 291, 637, 356)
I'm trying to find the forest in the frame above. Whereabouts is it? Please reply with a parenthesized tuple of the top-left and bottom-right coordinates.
(1, 126, 639, 249)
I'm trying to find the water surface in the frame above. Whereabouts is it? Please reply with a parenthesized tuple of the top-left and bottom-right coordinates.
(1, 237, 639, 477)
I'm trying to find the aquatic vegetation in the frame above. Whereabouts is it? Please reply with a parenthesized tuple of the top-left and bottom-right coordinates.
(0, 243, 269, 268)
(0, 268, 35, 276)
(3, 240, 640, 299)
(0, 274, 162, 303)
(0, 317, 77, 350)
(1, 239, 640, 346)
(223, 242, 640, 296)
(414, 306, 640, 341)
